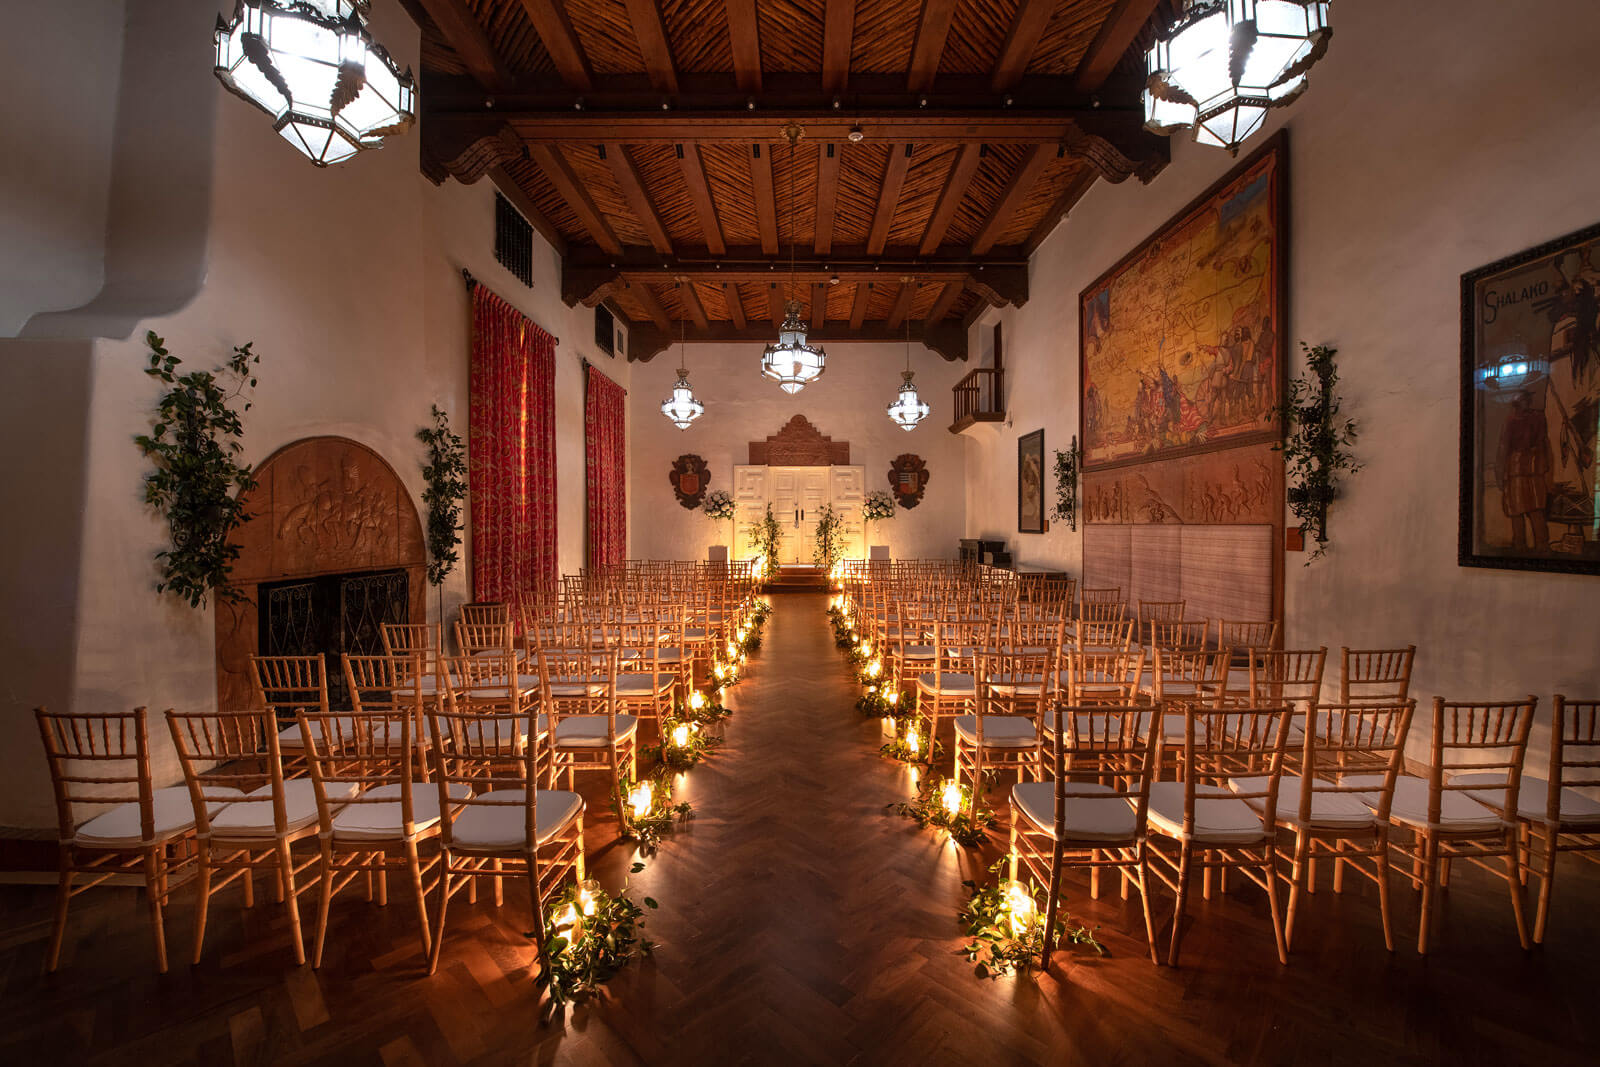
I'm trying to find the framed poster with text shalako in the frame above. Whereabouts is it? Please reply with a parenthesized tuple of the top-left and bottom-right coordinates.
(1080, 132, 1287, 472)
(1459, 220, 1600, 575)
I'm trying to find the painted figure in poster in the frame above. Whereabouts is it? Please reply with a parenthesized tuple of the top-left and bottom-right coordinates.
(1081, 152, 1281, 468)
(1496, 390, 1552, 550)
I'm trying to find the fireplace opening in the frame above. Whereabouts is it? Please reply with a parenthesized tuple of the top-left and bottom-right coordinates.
(258, 567, 410, 708)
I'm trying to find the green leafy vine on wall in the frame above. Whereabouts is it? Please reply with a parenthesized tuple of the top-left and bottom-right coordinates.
(133, 331, 260, 608)
(748, 503, 782, 579)
(1051, 436, 1081, 532)
(812, 503, 846, 571)
(1271, 342, 1361, 563)
(416, 405, 468, 614)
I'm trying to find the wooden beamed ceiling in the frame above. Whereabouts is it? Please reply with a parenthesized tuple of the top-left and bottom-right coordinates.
(408, 0, 1171, 360)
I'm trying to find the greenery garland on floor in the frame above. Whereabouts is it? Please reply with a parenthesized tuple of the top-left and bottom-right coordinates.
(133, 331, 260, 608)
(534, 867, 657, 1012)
(644, 716, 723, 770)
(888, 776, 996, 847)
(879, 717, 940, 764)
(960, 859, 1103, 979)
(613, 773, 694, 851)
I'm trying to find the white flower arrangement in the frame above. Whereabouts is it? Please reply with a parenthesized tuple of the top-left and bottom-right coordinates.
(703, 490, 737, 522)
(863, 490, 897, 522)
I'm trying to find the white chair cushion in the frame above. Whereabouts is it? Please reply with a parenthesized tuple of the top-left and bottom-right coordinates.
(1227, 775, 1375, 830)
(448, 716, 537, 748)
(986, 673, 1045, 697)
(331, 782, 472, 841)
(916, 672, 976, 695)
(75, 785, 244, 847)
(553, 715, 640, 747)
(953, 715, 1037, 749)
(1378, 777, 1503, 833)
(277, 716, 362, 748)
(447, 789, 583, 850)
(901, 645, 936, 660)
(616, 673, 676, 694)
(1011, 781, 1139, 842)
(1336, 772, 1396, 804)
(1452, 773, 1600, 827)
(1147, 781, 1267, 845)
(210, 778, 360, 838)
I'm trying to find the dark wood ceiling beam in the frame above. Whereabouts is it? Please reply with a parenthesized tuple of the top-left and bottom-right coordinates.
(907, 0, 958, 93)
(918, 142, 981, 255)
(679, 283, 710, 329)
(812, 282, 830, 326)
(1023, 164, 1098, 254)
(621, 0, 679, 94)
(516, 0, 594, 92)
(990, 0, 1057, 93)
(626, 319, 970, 362)
(410, 0, 515, 92)
(866, 144, 912, 256)
(822, 0, 855, 95)
(676, 143, 726, 256)
(528, 144, 621, 253)
(814, 142, 840, 256)
(849, 283, 871, 330)
(768, 283, 786, 326)
(724, 0, 763, 93)
(925, 280, 962, 323)
(629, 281, 672, 331)
(603, 143, 674, 255)
(886, 282, 918, 331)
(972, 144, 1052, 255)
(724, 283, 747, 329)
(749, 143, 780, 256)
(1073, 0, 1163, 93)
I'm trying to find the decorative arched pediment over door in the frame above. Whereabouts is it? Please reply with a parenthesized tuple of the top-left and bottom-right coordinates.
(748, 414, 851, 466)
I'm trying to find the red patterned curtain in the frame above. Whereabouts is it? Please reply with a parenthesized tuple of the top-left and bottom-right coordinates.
(469, 284, 556, 619)
(585, 365, 627, 570)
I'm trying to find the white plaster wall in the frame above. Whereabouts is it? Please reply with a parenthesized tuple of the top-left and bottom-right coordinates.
(0, 3, 621, 829)
(629, 342, 967, 561)
(967, 0, 1600, 755)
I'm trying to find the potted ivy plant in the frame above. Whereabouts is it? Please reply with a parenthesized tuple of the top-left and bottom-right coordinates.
(417, 405, 468, 621)
(1273, 342, 1361, 562)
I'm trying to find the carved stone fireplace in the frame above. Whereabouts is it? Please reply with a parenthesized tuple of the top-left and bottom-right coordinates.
(215, 436, 426, 712)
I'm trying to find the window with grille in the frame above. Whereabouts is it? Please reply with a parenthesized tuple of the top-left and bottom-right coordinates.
(494, 192, 533, 287)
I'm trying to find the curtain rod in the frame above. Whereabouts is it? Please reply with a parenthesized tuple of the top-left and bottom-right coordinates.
(581, 357, 628, 395)
(462, 268, 560, 346)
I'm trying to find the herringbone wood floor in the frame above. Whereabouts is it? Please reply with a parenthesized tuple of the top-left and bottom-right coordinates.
(2, 594, 1597, 1065)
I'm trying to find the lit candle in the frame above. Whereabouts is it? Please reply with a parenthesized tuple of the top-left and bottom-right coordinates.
(1005, 882, 1035, 936)
(672, 723, 691, 748)
(579, 882, 598, 916)
(629, 782, 652, 819)
(907, 730, 920, 756)
(887, 691, 899, 706)
(689, 690, 707, 711)
(941, 781, 963, 815)
(554, 903, 578, 938)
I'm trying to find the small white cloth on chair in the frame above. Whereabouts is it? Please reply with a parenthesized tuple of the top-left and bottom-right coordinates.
(953, 715, 1037, 748)
(447, 789, 583, 849)
(331, 782, 473, 841)
(553, 715, 640, 747)
(210, 778, 362, 837)
(916, 672, 976, 695)
(1374, 778, 1503, 833)
(1226, 775, 1375, 830)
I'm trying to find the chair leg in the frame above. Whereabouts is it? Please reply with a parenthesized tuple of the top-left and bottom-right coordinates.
(277, 838, 306, 967)
(1137, 850, 1159, 965)
(1333, 841, 1346, 894)
(1504, 836, 1531, 951)
(45, 857, 73, 974)
(406, 839, 431, 960)
(428, 864, 451, 976)
(1417, 835, 1439, 956)
(1167, 844, 1193, 967)
(1263, 851, 1289, 966)
(143, 850, 170, 974)
(574, 815, 587, 881)
(493, 858, 505, 908)
(1285, 834, 1310, 952)
(191, 842, 213, 965)
(1040, 845, 1063, 975)
(1533, 830, 1558, 945)
(527, 865, 551, 987)
(1376, 838, 1395, 953)
(312, 840, 336, 969)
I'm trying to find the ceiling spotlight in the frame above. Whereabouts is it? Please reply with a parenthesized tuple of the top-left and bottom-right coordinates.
(1003, 95, 1014, 107)
(574, 99, 584, 111)
(847, 124, 865, 143)
(832, 96, 842, 110)
(918, 96, 928, 108)
(829, 275, 840, 285)
(661, 100, 670, 110)
(747, 97, 757, 110)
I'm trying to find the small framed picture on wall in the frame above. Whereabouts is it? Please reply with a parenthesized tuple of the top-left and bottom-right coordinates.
(1018, 429, 1046, 534)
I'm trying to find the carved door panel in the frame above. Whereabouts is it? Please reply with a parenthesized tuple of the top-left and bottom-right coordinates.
(732, 465, 768, 563)
(830, 465, 866, 561)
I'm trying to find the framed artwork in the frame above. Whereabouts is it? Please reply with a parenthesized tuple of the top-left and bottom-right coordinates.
(1459, 220, 1600, 574)
(887, 453, 929, 509)
(1018, 429, 1046, 534)
(668, 453, 710, 509)
(1080, 131, 1287, 472)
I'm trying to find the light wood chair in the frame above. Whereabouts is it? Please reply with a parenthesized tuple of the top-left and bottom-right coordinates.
(539, 646, 636, 817)
(1377, 696, 1535, 955)
(1079, 586, 1123, 606)
(914, 619, 985, 758)
(1339, 645, 1415, 704)
(1012, 704, 1162, 967)
(459, 602, 510, 628)
(616, 609, 679, 738)
(1217, 618, 1280, 654)
(249, 654, 332, 774)
(1076, 617, 1135, 653)
(955, 645, 1055, 813)
(424, 702, 584, 976)
(1077, 599, 1129, 624)
(1145, 702, 1294, 966)
(298, 707, 467, 968)
(166, 707, 350, 965)
(35, 706, 234, 973)
(1149, 618, 1209, 653)
(1138, 599, 1186, 625)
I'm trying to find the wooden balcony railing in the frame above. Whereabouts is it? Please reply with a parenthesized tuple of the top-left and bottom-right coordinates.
(950, 366, 1005, 432)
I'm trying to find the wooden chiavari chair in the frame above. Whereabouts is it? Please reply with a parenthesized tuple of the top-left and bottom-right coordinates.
(1149, 618, 1209, 653)
(1339, 645, 1416, 704)
(424, 700, 584, 975)
(616, 607, 678, 738)
(455, 618, 518, 663)
(1077, 599, 1130, 625)
(1079, 586, 1124, 608)
(459, 602, 510, 628)
(249, 654, 332, 775)
(1138, 599, 1186, 626)
(1149, 647, 1232, 770)
(382, 622, 441, 665)
(167, 707, 351, 965)
(1076, 617, 1135, 653)
(35, 706, 232, 973)
(1145, 702, 1294, 966)
(1217, 618, 1280, 654)
(955, 644, 1057, 813)
(1250, 648, 1329, 753)
(1012, 704, 1162, 967)
(539, 646, 636, 816)
(914, 618, 986, 756)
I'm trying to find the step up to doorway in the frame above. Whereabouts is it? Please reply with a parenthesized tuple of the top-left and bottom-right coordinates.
(763, 565, 830, 592)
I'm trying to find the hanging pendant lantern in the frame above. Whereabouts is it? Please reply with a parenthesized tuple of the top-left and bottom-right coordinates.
(886, 320, 929, 430)
(1144, 1, 1330, 153)
(760, 300, 827, 395)
(214, 0, 416, 167)
(661, 290, 705, 428)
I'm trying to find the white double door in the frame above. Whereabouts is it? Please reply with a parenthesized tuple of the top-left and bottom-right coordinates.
(732, 464, 865, 566)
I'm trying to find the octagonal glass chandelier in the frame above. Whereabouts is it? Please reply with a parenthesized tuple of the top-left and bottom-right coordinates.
(661, 301, 705, 429)
(1144, 1, 1331, 153)
(886, 325, 929, 431)
(759, 123, 826, 394)
(214, 0, 416, 167)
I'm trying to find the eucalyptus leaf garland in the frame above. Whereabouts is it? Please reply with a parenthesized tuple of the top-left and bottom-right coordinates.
(133, 331, 260, 608)
(960, 859, 1103, 979)
(534, 864, 657, 1011)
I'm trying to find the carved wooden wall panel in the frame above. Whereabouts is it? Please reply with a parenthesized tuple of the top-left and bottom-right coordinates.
(1082, 442, 1282, 526)
(215, 437, 425, 712)
(748, 415, 850, 466)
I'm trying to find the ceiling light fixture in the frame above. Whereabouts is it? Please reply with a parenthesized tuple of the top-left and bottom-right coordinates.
(760, 123, 826, 395)
(1143, 1, 1330, 154)
(886, 319, 930, 431)
(214, 0, 416, 167)
(661, 290, 705, 429)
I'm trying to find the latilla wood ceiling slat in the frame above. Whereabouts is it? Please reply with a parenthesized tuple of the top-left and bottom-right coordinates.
(907, 280, 944, 319)
(499, 155, 585, 238)
(770, 136, 818, 252)
(849, 0, 919, 73)
(419, 20, 468, 75)
(562, 144, 655, 247)
(944, 143, 1025, 247)
(629, 144, 701, 248)
(695, 281, 730, 321)
(1028, 0, 1116, 75)
(884, 143, 959, 250)
(472, 0, 557, 74)
(864, 281, 901, 319)
(831, 143, 890, 247)
(700, 143, 763, 246)
(563, 0, 648, 73)
(757, 0, 826, 74)
(736, 281, 768, 321)
(824, 282, 855, 322)
(660, 0, 735, 72)
(941, 0, 1021, 76)
(994, 155, 1087, 246)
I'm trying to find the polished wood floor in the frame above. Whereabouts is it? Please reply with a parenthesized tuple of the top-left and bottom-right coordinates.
(2, 593, 1597, 1065)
